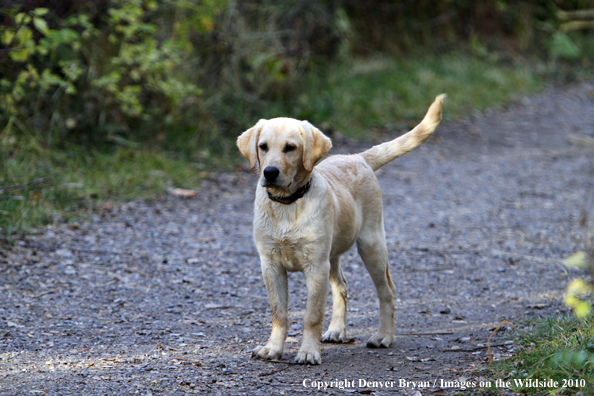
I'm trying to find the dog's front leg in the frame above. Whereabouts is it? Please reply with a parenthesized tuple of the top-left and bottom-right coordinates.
(295, 262, 330, 365)
(253, 263, 288, 361)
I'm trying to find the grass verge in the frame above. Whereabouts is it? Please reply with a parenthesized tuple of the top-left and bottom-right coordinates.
(286, 52, 550, 138)
(481, 315, 594, 395)
(0, 137, 211, 241)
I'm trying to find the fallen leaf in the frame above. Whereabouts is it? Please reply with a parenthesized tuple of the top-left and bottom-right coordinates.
(168, 188, 198, 198)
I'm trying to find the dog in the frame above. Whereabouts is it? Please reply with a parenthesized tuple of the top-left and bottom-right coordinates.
(237, 94, 445, 364)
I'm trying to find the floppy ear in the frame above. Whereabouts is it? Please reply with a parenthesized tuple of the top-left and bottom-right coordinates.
(300, 121, 332, 172)
(237, 119, 266, 169)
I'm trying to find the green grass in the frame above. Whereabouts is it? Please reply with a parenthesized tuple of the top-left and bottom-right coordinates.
(256, 52, 550, 139)
(0, 136, 211, 241)
(482, 315, 594, 395)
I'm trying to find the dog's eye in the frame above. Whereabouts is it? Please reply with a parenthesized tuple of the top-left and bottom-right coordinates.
(283, 144, 296, 153)
(259, 143, 268, 151)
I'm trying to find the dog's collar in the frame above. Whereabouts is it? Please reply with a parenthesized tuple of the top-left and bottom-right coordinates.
(267, 179, 312, 205)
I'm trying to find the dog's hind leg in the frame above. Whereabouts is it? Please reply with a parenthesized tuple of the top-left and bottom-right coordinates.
(357, 230, 396, 348)
(322, 254, 348, 343)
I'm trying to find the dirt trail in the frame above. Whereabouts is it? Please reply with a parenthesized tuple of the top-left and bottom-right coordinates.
(1, 81, 593, 395)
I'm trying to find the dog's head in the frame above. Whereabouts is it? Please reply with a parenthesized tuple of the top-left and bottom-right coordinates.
(237, 117, 332, 196)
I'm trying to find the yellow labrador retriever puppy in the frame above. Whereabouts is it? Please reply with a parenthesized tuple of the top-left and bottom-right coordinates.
(237, 95, 445, 365)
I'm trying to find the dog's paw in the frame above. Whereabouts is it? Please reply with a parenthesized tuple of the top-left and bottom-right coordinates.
(252, 344, 283, 361)
(322, 329, 346, 343)
(295, 347, 322, 365)
(366, 334, 394, 348)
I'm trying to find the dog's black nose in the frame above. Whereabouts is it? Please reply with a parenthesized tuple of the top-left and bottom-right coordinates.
(263, 166, 280, 182)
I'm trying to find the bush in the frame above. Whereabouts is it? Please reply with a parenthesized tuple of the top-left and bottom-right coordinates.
(0, 0, 209, 147)
(1, 0, 593, 154)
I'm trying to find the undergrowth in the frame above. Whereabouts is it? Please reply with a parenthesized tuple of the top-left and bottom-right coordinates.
(482, 315, 594, 395)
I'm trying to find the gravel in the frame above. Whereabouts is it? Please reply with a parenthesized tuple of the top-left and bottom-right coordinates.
(1, 80, 593, 395)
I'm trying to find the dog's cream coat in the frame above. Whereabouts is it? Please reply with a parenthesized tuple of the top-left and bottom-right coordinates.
(237, 95, 445, 364)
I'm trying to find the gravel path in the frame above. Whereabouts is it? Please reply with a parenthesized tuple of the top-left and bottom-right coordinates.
(1, 81, 593, 395)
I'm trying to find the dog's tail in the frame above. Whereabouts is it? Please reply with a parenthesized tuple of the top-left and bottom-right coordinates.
(360, 94, 446, 172)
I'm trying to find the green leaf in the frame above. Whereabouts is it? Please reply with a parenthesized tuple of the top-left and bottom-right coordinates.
(33, 17, 50, 36)
(33, 8, 49, 17)
(41, 69, 65, 87)
(9, 48, 30, 62)
(15, 13, 31, 25)
(36, 43, 49, 56)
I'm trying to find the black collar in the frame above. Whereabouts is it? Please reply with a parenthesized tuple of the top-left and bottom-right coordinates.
(268, 179, 312, 205)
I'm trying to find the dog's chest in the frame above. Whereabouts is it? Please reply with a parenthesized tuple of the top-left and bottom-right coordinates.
(271, 237, 312, 272)
(255, 206, 328, 271)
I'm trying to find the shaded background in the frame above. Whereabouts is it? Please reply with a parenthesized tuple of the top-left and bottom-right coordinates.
(2, 0, 594, 150)
(1, 0, 594, 236)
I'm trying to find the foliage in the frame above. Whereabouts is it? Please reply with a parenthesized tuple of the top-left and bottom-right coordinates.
(0, 0, 345, 150)
(485, 316, 594, 395)
(2, 1, 593, 151)
(0, 0, 212, 146)
(342, 0, 594, 54)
